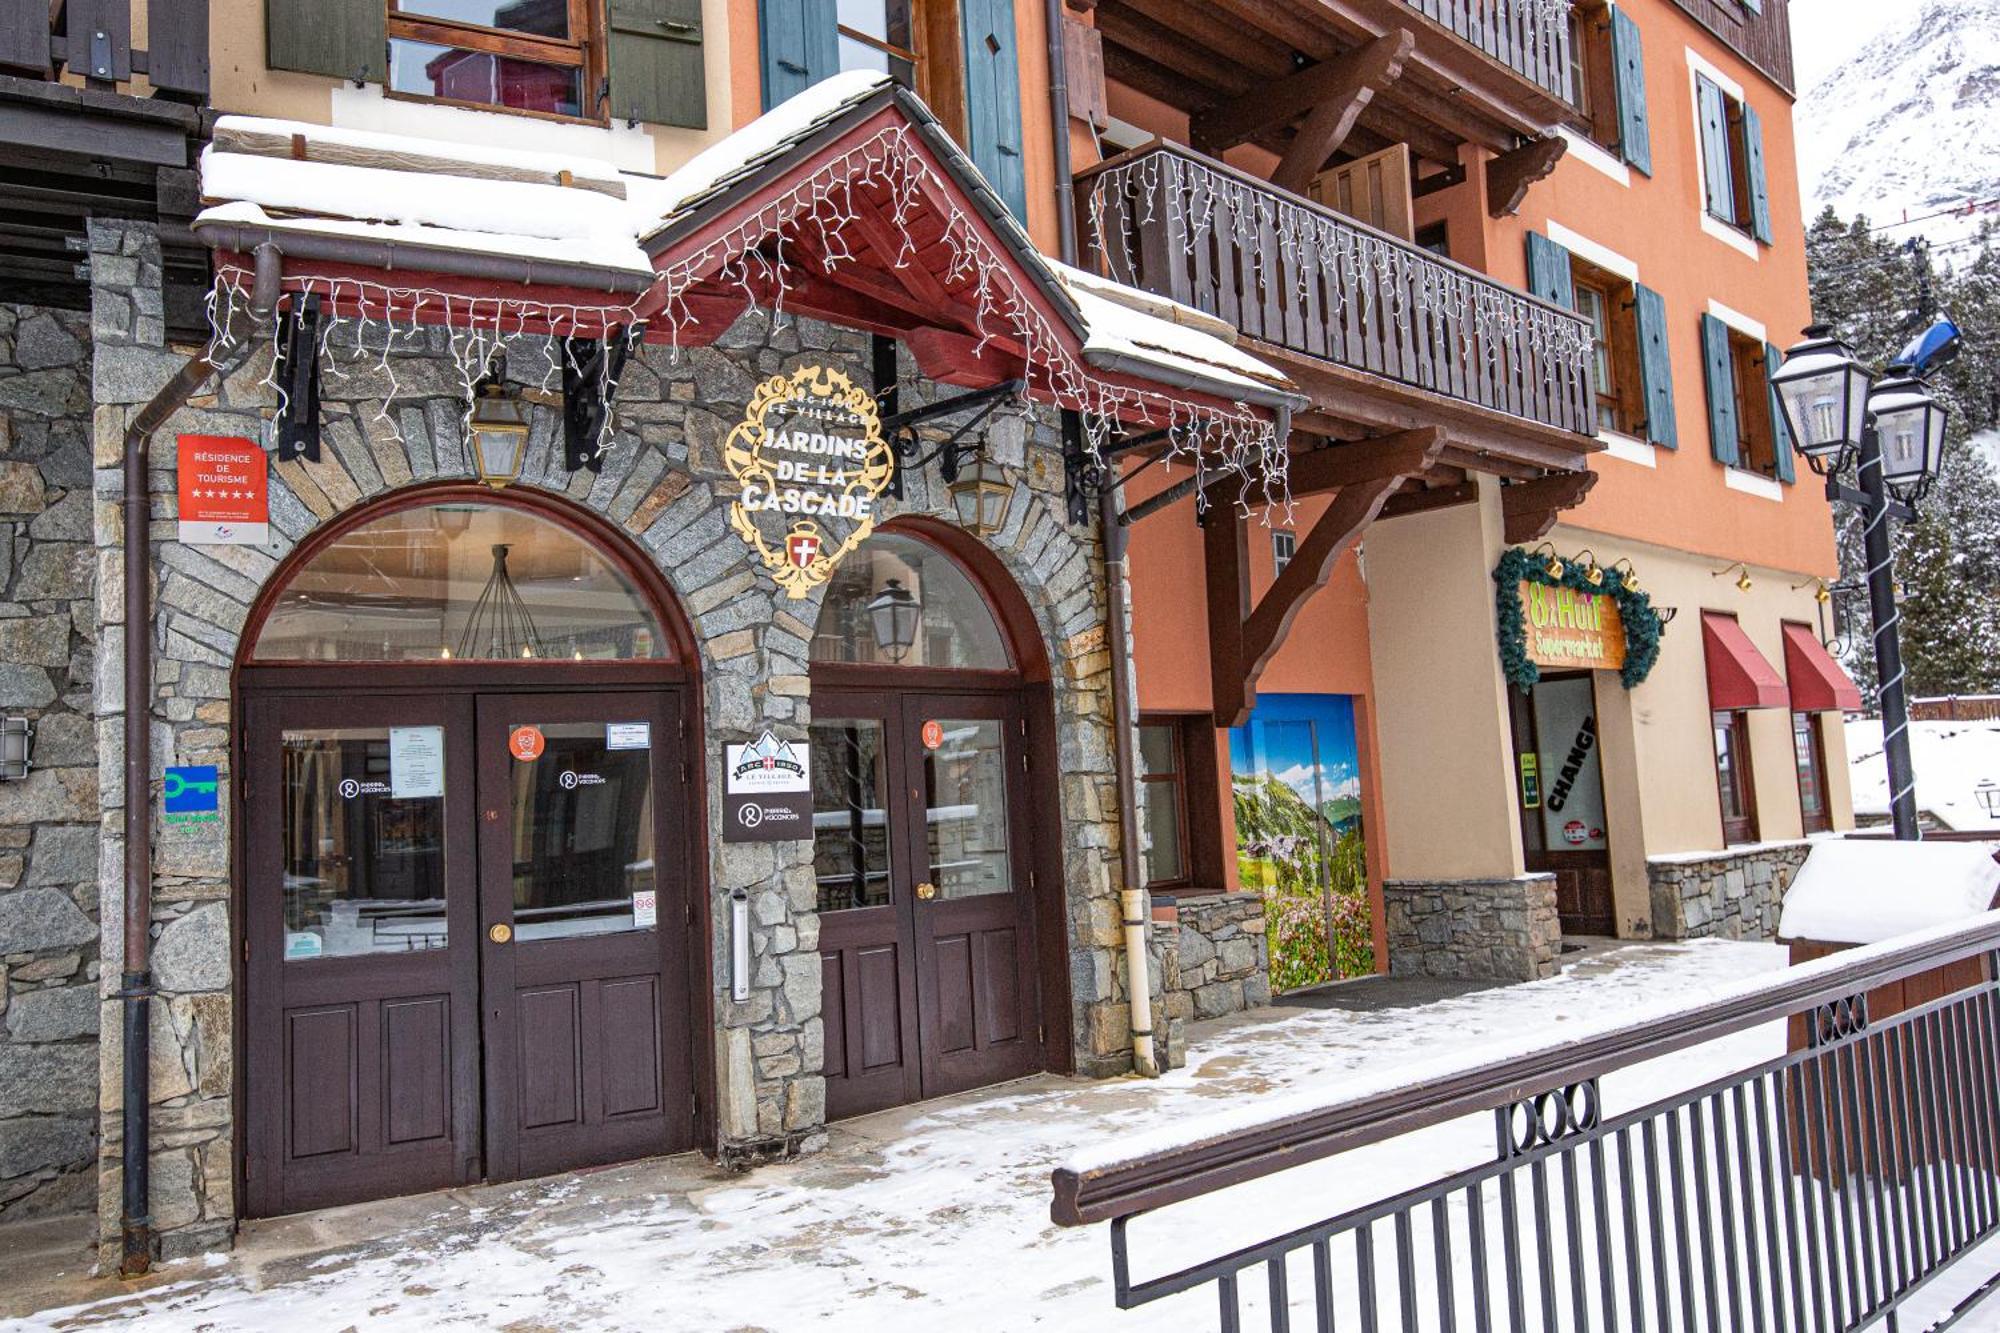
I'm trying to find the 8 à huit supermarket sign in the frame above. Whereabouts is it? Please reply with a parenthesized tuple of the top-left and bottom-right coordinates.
(1519, 580, 1626, 672)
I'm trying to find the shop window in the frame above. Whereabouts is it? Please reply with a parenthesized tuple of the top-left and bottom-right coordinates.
(1138, 721, 1188, 889)
(1712, 709, 1758, 844)
(1699, 314, 1793, 482)
(1271, 529, 1296, 577)
(1694, 73, 1772, 243)
(1793, 712, 1831, 834)
(387, 0, 597, 120)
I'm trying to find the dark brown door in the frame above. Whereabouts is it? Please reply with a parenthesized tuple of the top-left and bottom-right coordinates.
(813, 689, 1041, 1118)
(1509, 674, 1617, 937)
(474, 691, 693, 1180)
(244, 693, 481, 1216)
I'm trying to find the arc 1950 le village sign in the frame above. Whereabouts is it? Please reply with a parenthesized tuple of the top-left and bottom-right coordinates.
(725, 365, 896, 598)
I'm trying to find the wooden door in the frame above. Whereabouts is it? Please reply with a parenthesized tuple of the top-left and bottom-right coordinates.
(1509, 675, 1617, 937)
(244, 693, 481, 1217)
(473, 691, 693, 1180)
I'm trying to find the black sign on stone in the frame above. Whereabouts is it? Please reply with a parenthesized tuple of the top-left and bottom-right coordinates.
(723, 788, 813, 842)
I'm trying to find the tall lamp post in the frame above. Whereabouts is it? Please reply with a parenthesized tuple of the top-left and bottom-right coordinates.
(1771, 321, 1957, 841)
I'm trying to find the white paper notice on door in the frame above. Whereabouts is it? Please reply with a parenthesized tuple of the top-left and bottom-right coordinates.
(388, 726, 445, 799)
(631, 889, 658, 929)
(606, 722, 651, 750)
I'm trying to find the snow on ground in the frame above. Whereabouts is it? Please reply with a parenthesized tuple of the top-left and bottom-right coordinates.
(0, 940, 1840, 1333)
(1848, 715, 2000, 834)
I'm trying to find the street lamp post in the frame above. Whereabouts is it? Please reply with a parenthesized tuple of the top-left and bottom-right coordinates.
(1771, 321, 1958, 842)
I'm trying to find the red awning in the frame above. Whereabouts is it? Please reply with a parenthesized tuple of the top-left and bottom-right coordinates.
(1702, 613, 1789, 710)
(1783, 621, 1864, 712)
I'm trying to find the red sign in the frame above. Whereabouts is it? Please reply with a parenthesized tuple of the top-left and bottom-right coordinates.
(785, 528, 822, 569)
(508, 727, 545, 762)
(921, 720, 944, 750)
(177, 435, 268, 546)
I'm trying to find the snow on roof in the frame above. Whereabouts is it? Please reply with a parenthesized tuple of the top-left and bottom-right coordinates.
(1846, 716, 2000, 833)
(194, 202, 656, 277)
(1779, 839, 2000, 945)
(1051, 260, 1238, 344)
(1064, 280, 1295, 396)
(208, 114, 627, 187)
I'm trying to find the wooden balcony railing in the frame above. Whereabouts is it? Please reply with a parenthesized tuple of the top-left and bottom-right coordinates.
(1402, 0, 1577, 103)
(0, 0, 209, 99)
(1078, 143, 1596, 438)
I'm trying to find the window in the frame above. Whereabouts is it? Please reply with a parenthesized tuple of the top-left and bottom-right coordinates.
(1271, 530, 1296, 577)
(1694, 73, 1771, 243)
(1699, 313, 1791, 481)
(1728, 331, 1778, 475)
(1527, 231, 1675, 445)
(837, 0, 918, 87)
(1414, 221, 1450, 260)
(1712, 709, 1758, 844)
(810, 532, 1010, 669)
(388, 0, 597, 119)
(1138, 721, 1189, 888)
(1793, 712, 1831, 834)
(1566, 3, 1620, 152)
(1569, 259, 1644, 436)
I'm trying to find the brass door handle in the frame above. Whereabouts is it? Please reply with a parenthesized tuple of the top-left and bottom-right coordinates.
(914, 882, 937, 901)
(488, 923, 513, 944)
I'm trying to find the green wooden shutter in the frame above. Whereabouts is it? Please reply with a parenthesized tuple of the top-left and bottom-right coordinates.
(1696, 76, 1733, 221)
(1765, 340, 1795, 483)
(607, 0, 706, 129)
(1701, 313, 1740, 467)
(1633, 283, 1677, 449)
(1525, 232, 1575, 310)
(266, 0, 383, 83)
(759, 0, 838, 110)
(1607, 6, 1651, 176)
(1741, 101, 1773, 243)
(961, 0, 1028, 222)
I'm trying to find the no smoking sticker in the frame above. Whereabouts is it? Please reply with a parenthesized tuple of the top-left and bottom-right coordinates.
(921, 720, 944, 750)
(509, 726, 545, 762)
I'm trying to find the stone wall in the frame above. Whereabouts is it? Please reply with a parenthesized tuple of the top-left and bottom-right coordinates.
(85, 221, 1141, 1260)
(0, 301, 102, 1222)
(1648, 841, 1812, 942)
(1383, 875, 1561, 982)
(1157, 893, 1270, 1035)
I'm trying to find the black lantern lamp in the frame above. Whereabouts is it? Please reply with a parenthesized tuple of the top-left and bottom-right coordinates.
(469, 354, 530, 489)
(1868, 368, 1949, 501)
(948, 453, 1013, 537)
(1771, 326, 1874, 474)
(866, 578, 922, 662)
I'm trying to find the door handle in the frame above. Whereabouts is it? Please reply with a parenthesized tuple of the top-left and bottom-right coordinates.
(488, 923, 513, 944)
(915, 882, 937, 901)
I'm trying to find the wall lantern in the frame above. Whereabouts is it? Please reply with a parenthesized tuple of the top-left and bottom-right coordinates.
(1771, 325, 1874, 472)
(1574, 549, 1604, 587)
(1868, 369, 1949, 501)
(469, 355, 530, 490)
(0, 717, 32, 781)
(1611, 558, 1641, 595)
(948, 453, 1013, 538)
(866, 578, 922, 662)
(1533, 542, 1564, 580)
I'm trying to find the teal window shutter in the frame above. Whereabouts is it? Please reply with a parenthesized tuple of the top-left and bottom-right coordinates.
(607, 0, 707, 129)
(1607, 6, 1651, 176)
(266, 0, 383, 83)
(1696, 76, 1733, 221)
(1525, 233, 1575, 310)
(1700, 313, 1740, 467)
(1765, 341, 1795, 483)
(1741, 101, 1772, 243)
(760, 0, 838, 110)
(961, 0, 1028, 222)
(1633, 284, 1677, 448)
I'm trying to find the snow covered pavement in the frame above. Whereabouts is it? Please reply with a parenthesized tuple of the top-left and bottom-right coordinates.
(12, 937, 1978, 1333)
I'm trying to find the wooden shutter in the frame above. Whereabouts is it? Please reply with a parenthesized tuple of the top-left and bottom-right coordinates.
(1308, 145, 1414, 242)
(1700, 313, 1740, 466)
(266, 0, 383, 83)
(1633, 283, 1677, 448)
(607, 0, 706, 128)
(1696, 76, 1733, 221)
(1741, 101, 1773, 243)
(1062, 16, 1107, 130)
(1525, 232, 1575, 310)
(759, 0, 838, 110)
(961, 0, 1028, 222)
(1607, 6, 1651, 176)
(1765, 341, 1795, 483)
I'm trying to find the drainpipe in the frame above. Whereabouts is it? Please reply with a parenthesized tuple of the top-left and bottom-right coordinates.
(1043, 0, 1078, 265)
(117, 242, 282, 1277)
(1099, 479, 1158, 1078)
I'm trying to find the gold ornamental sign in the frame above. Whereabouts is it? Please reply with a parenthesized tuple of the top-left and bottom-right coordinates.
(724, 365, 895, 599)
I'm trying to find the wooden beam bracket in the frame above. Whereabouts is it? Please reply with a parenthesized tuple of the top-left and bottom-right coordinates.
(1500, 468, 1598, 543)
(1192, 28, 1413, 161)
(1486, 134, 1567, 218)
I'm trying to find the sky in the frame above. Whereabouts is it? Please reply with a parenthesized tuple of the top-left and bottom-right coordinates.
(1787, 0, 1905, 90)
(1228, 694, 1363, 805)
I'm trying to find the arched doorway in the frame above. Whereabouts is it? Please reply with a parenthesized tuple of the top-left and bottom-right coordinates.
(235, 486, 705, 1217)
(808, 526, 1058, 1117)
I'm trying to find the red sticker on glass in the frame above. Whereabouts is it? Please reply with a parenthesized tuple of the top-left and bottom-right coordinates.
(921, 720, 944, 750)
(509, 726, 545, 762)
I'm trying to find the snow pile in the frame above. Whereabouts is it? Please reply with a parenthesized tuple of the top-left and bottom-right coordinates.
(1846, 715, 2000, 832)
(1778, 839, 2000, 944)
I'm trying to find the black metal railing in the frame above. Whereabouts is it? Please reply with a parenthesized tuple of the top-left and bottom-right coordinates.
(1053, 914, 2000, 1331)
(1076, 143, 1596, 438)
(1400, 0, 1576, 103)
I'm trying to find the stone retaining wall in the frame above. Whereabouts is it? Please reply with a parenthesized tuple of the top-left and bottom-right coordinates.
(1647, 842, 1812, 941)
(1383, 875, 1561, 982)
(1157, 893, 1270, 1035)
(0, 301, 101, 1223)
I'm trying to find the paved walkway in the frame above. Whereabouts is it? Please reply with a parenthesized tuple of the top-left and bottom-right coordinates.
(0, 942, 1794, 1331)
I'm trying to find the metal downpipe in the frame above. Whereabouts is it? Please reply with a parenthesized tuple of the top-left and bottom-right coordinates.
(1043, 0, 1078, 266)
(1099, 478, 1158, 1078)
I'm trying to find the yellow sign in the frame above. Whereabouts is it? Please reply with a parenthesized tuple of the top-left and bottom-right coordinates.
(724, 366, 895, 599)
(1520, 580, 1626, 671)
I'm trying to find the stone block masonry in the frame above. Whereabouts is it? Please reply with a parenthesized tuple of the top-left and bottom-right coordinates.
(1383, 875, 1561, 982)
(1156, 893, 1270, 1040)
(1648, 841, 1812, 942)
(0, 298, 101, 1224)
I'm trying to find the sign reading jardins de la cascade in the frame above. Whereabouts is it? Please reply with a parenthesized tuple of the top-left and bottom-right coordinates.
(725, 365, 896, 598)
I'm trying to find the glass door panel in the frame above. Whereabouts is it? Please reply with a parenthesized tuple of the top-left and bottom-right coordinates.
(811, 718, 895, 913)
(502, 719, 657, 940)
(919, 718, 1015, 900)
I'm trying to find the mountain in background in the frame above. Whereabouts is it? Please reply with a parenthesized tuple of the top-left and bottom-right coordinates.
(1797, 0, 2000, 253)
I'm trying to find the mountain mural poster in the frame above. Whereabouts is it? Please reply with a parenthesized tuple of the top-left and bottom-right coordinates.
(1228, 693, 1375, 990)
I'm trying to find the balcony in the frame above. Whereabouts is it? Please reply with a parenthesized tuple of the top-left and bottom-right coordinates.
(1076, 142, 1596, 445)
(1400, 0, 1574, 103)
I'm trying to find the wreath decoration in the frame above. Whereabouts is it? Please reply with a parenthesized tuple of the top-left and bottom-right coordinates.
(1493, 546, 1664, 692)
